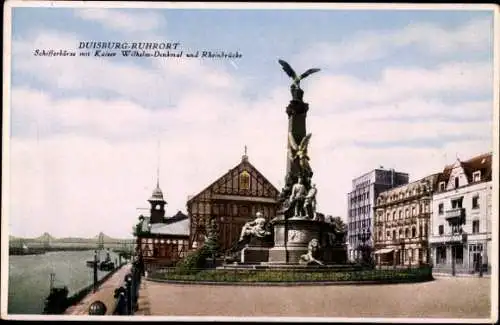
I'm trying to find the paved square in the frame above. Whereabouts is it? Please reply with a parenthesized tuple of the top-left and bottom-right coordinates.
(143, 277, 491, 319)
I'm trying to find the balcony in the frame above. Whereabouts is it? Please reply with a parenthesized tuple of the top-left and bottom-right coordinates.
(445, 208, 465, 222)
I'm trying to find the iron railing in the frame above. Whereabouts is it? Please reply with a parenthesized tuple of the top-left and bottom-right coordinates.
(86, 260, 144, 315)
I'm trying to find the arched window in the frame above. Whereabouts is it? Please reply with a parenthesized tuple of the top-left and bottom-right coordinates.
(405, 228, 410, 238)
(240, 170, 250, 190)
(405, 209, 409, 218)
(399, 229, 403, 237)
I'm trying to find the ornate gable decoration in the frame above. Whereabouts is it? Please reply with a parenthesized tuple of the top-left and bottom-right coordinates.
(446, 160, 468, 190)
(188, 159, 280, 204)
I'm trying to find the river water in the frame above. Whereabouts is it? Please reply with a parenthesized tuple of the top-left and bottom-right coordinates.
(8, 250, 120, 315)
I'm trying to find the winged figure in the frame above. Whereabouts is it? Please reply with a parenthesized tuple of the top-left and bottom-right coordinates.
(278, 59, 321, 89)
(288, 132, 313, 175)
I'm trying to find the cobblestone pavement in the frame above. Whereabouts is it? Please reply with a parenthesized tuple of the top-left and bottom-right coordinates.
(65, 264, 132, 315)
(144, 277, 492, 319)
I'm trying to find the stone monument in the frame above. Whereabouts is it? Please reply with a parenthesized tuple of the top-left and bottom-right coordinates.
(238, 212, 273, 264)
(267, 59, 346, 264)
(226, 59, 347, 267)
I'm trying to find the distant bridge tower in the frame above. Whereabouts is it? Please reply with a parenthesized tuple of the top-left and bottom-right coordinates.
(98, 233, 105, 250)
(42, 233, 51, 250)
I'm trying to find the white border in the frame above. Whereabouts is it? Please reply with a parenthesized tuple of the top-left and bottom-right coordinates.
(1, 1, 499, 323)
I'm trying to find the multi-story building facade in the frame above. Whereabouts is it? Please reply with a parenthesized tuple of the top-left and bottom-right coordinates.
(373, 173, 440, 267)
(347, 168, 409, 262)
(429, 153, 492, 275)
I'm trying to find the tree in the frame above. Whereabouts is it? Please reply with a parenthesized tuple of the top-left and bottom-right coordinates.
(330, 216, 347, 243)
(204, 217, 220, 258)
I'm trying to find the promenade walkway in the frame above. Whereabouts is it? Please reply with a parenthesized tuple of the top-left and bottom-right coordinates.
(65, 264, 132, 315)
(143, 276, 492, 319)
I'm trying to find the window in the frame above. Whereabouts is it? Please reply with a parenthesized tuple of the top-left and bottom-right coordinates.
(439, 181, 446, 191)
(393, 230, 396, 239)
(405, 228, 410, 238)
(412, 206, 416, 216)
(451, 223, 461, 234)
(454, 177, 459, 189)
(239, 170, 250, 190)
(399, 229, 403, 237)
(437, 246, 447, 264)
(386, 213, 390, 221)
(451, 197, 463, 209)
(405, 209, 409, 218)
(473, 171, 481, 182)
(438, 225, 444, 235)
(438, 203, 444, 215)
(412, 227, 416, 238)
(472, 196, 480, 209)
(393, 211, 396, 220)
(473, 220, 479, 234)
(387, 230, 390, 238)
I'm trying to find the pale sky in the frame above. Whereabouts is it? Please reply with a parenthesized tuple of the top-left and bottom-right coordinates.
(4, 3, 496, 238)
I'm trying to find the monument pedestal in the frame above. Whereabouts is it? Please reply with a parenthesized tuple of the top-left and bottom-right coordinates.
(268, 216, 336, 264)
(240, 236, 273, 264)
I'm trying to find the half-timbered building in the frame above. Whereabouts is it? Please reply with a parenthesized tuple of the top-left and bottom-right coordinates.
(187, 153, 280, 252)
(134, 181, 190, 267)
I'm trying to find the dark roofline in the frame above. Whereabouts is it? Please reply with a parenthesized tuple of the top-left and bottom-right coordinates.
(352, 168, 409, 182)
(376, 172, 441, 196)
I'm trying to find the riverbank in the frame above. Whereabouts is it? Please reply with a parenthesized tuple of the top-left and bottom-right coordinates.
(8, 250, 120, 314)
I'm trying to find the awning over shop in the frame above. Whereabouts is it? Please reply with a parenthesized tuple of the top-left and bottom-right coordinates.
(374, 248, 395, 255)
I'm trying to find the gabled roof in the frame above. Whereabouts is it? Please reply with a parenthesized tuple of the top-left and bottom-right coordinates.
(186, 156, 279, 204)
(461, 152, 492, 183)
(437, 164, 453, 183)
(438, 152, 492, 185)
(164, 211, 189, 224)
(150, 218, 190, 236)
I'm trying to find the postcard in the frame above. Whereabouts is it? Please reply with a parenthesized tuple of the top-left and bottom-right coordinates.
(1, 1, 498, 323)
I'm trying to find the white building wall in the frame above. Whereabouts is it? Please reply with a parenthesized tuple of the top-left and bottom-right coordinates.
(431, 181, 491, 240)
(430, 177, 492, 273)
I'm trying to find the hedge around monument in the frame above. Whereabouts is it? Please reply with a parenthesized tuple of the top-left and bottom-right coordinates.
(152, 265, 433, 283)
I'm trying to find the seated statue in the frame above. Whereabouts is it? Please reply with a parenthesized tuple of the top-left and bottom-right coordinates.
(239, 212, 271, 242)
(299, 238, 324, 266)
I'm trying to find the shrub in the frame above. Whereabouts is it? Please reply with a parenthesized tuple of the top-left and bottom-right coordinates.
(158, 265, 433, 283)
(174, 245, 212, 274)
